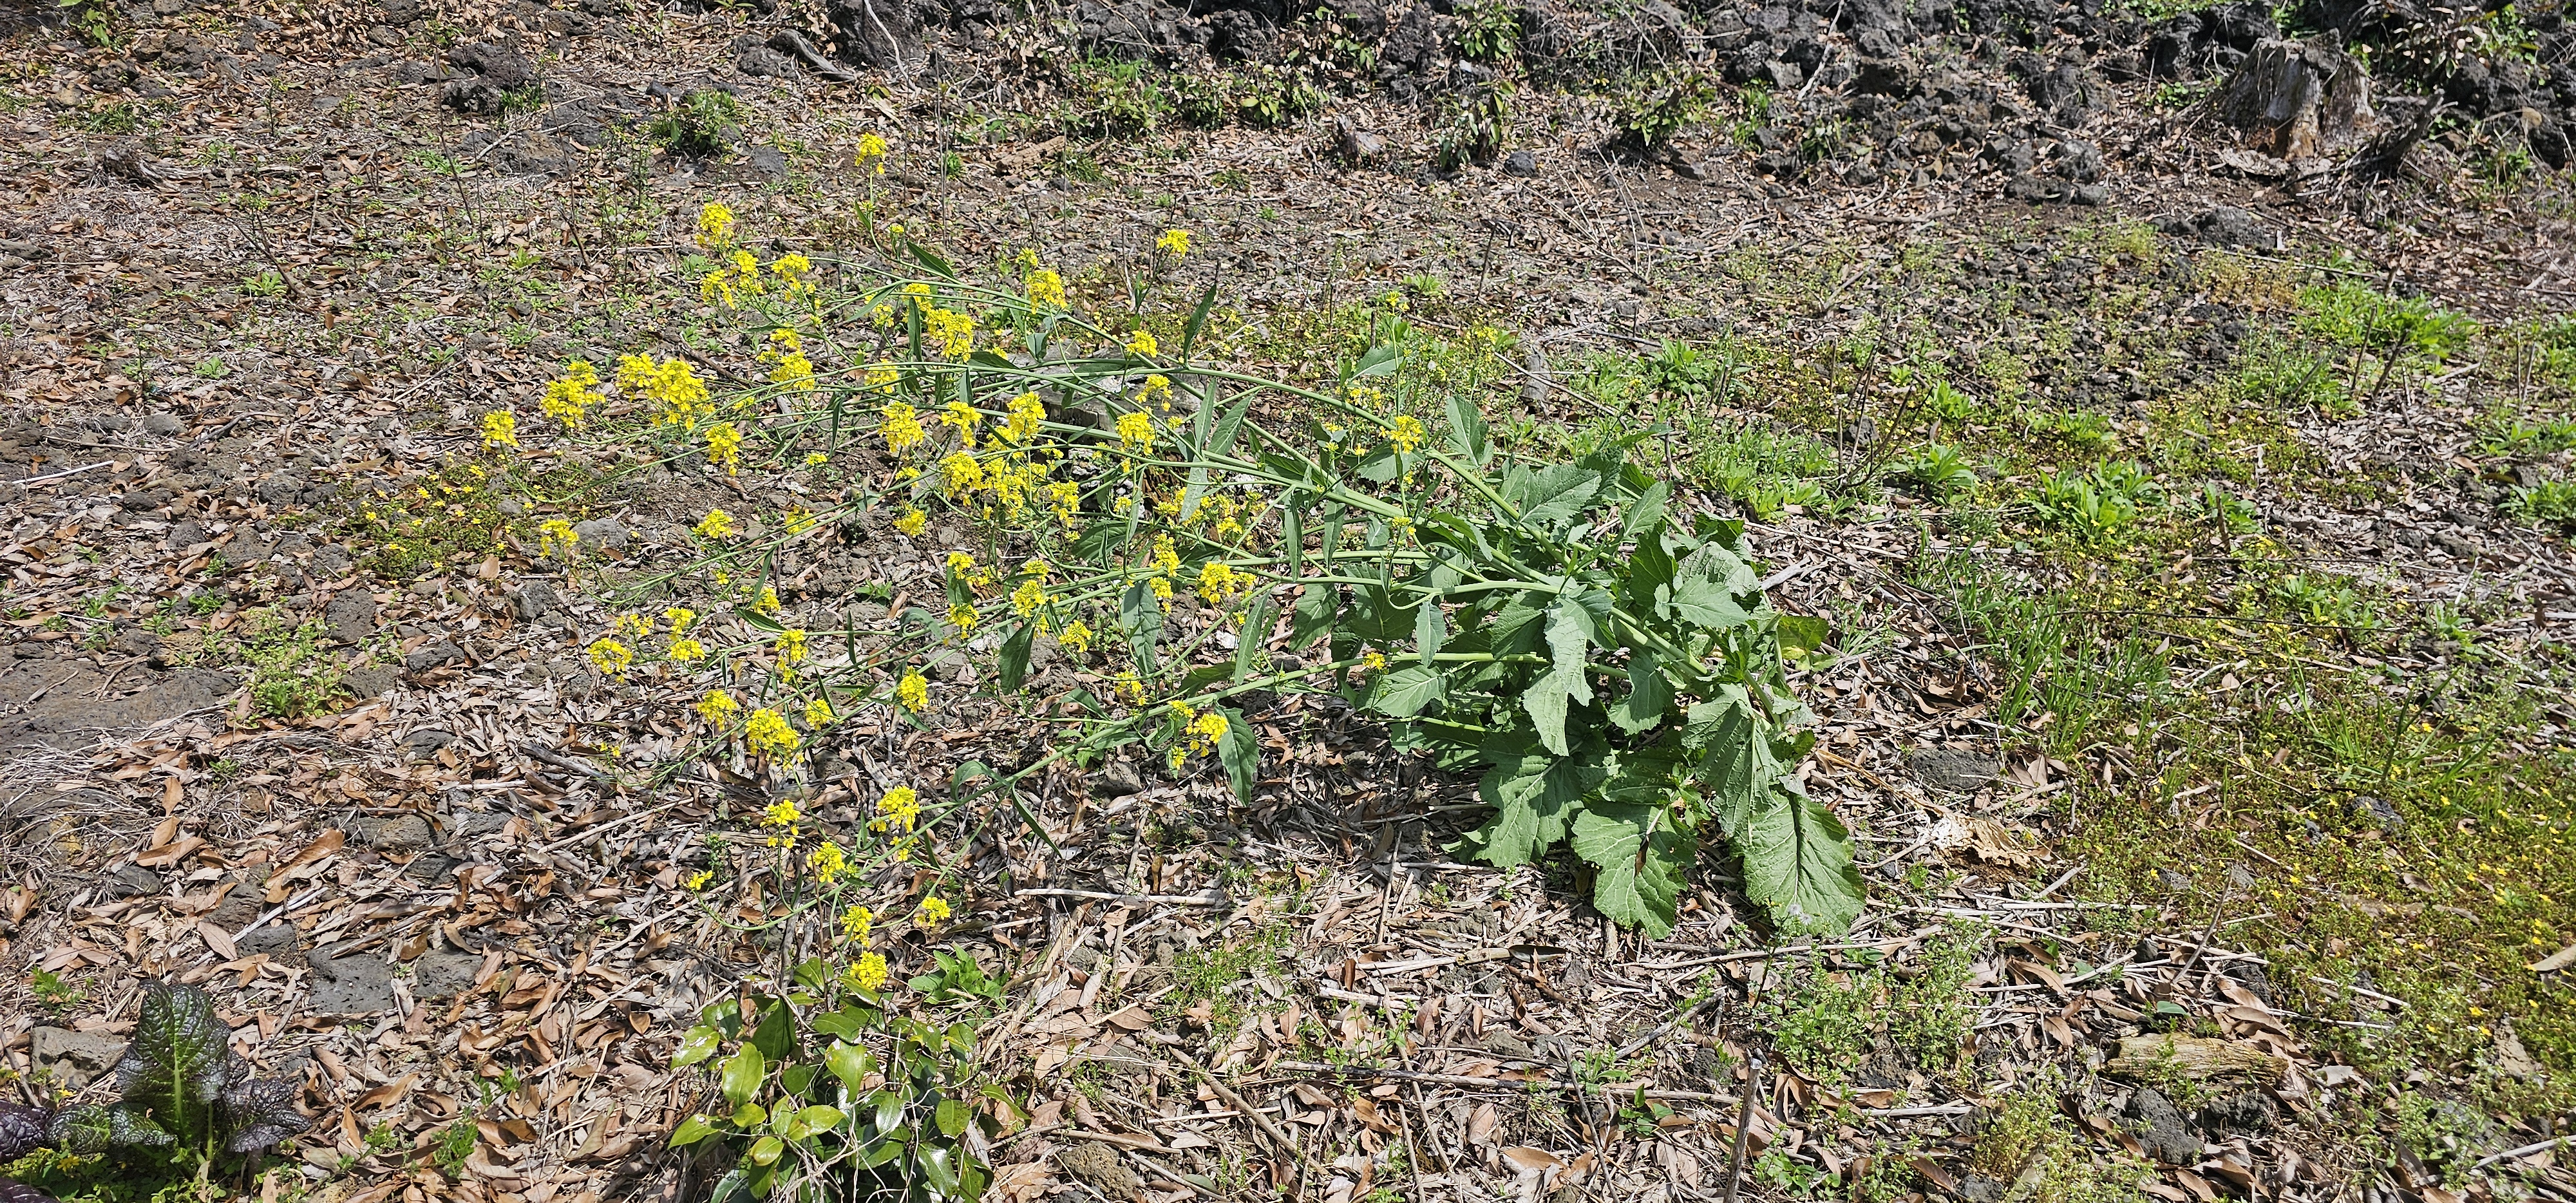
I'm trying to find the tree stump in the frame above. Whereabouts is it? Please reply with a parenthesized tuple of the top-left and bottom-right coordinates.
(2217, 38, 2378, 160)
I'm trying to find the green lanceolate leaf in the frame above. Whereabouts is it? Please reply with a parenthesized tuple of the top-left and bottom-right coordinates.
(1734, 780, 1865, 936)
(1620, 480, 1671, 544)
(1413, 597, 1447, 667)
(1215, 705, 1259, 801)
(1119, 580, 1165, 671)
(1569, 802, 1689, 938)
(1180, 280, 1218, 363)
(997, 620, 1035, 692)
(749, 999, 795, 1061)
(1289, 582, 1336, 650)
(669, 1115, 722, 1148)
(1233, 594, 1276, 682)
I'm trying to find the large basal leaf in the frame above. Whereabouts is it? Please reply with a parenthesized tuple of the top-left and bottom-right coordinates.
(1520, 669, 1577, 755)
(1466, 737, 1609, 867)
(1511, 462, 1604, 528)
(1607, 650, 1671, 735)
(217, 1075, 310, 1154)
(117, 981, 229, 1144)
(0, 1103, 46, 1160)
(1569, 802, 1689, 938)
(1733, 781, 1865, 936)
(44, 1106, 110, 1155)
(0, 1178, 62, 1203)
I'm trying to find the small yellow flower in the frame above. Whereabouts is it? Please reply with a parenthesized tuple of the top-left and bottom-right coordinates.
(839, 904, 875, 945)
(755, 585, 782, 616)
(1156, 228, 1191, 258)
(587, 638, 633, 677)
(804, 451, 830, 467)
(877, 786, 922, 833)
(939, 451, 985, 495)
(542, 361, 603, 428)
(667, 637, 707, 663)
(696, 690, 741, 725)
(1188, 710, 1228, 749)
(1126, 328, 1159, 357)
(945, 551, 977, 578)
(896, 670, 930, 712)
(804, 696, 834, 727)
(762, 798, 801, 828)
(1385, 415, 1427, 455)
(481, 410, 518, 449)
(1010, 577, 1049, 618)
(538, 519, 580, 557)
(1059, 620, 1094, 656)
(1027, 267, 1067, 310)
(779, 628, 809, 662)
(807, 841, 849, 885)
(1001, 391, 1046, 444)
(1115, 411, 1155, 453)
(894, 506, 928, 538)
(696, 201, 737, 249)
(746, 708, 801, 757)
(947, 601, 978, 633)
(854, 131, 889, 174)
(696, 509, 735, 540)
(685, 869, 714, 891)
(914, 895, 952, 928)
(706, 421, 743, 473)
(846, 951, 889, 992)
(1113, 671, 1145, 703)
(667, 607, 697, 634)
(882, 401, 929, 457)
(1196, 561, 1245, 605)
(1359, 649, 1387, 672)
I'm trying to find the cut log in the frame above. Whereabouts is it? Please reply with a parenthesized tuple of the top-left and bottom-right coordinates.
(2217, 38, 2378, 160)
(2108, 1034, 2283, 1083)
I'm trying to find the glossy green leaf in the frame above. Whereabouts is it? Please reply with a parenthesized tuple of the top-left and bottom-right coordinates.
(748, 1135, 785, 1166)
(935, 1099, 972, 1139)
(668, 1116, 721, 1148)
(719, 1045, 765, 1107)
(824, 1041, 876, 1093)
(800, 1104, 846, 1132)
(748, 1001, 794, 1061)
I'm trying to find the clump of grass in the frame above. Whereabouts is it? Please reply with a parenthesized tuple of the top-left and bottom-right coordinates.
(1759, 922, 1987, 1088)
(225, 610, 347, 719)
(1972, 1075, 2154, 1202)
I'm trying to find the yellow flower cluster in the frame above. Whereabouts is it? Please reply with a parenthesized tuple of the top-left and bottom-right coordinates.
(876, 786, 922, 833)
(882, 401, 928, 456)
(538, 519, 578, 557)
(697, 201, 735, 249)
(701, 249, 770, 308)
(804, 696, 833, 726)
(763, 328, 816, 390)
(807, 840, 849, 884)
(896, 670, 930, 712)
(697, 689, 740, 725)
(895, 506, 928, 537)
(1386, 415, 1428, 454)
(1058, 619, 1094, 656)
(1196, 560, 1248, 605)
(999, 392, 1045, 445)
(588, 638, 632, 677)
(1027, 267, 1067, 310)
(481, 410, 518, 449)
(1157, 228, 1191, 258)
(1115, 410, 1155, 453)
(923, 305, 975, 358)
(746, 707, 800, 757)
(846, 951, 889, 992)
(854, 131, 889, 174)
(1126, 328, 1159, 357)
(839, 904, 875, 944)
(913, 895, 951, 928)
(617, 354, 714, 429)
(1164, 701, 1228, 769)
(543, 360, 603, 427)
(706, 421, 743, 473)
(696, 509, 735, 540)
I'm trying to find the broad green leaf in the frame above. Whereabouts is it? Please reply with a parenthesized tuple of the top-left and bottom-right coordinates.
(919, 1143, 962, 1193)
(1734, 781, 1866, 936)
(1215, 705, 1259, 801)
(1368, 664, 1446, 718)
(1288, 582, 1336, 650)
(749, 1000, 794, 1060)
(800, 1105, 846, 1132)
(1571, 803, 1689, 937)
(1413, 598, 1446, 667)
(719, 1045, 765, 1107)
(1521, 668, 1576, 754)
(936, 1099, 972, 1139)
(668, 1116, 722, 1148)
(1514, 463, 1604, 527)
(732, 1102, 768, 1128)
(1620, 480, 1671, 544)
(1608, 652, 1671, 734)
(1443, 392, 1490, 466)
(824, 1041, 876, 1092)
(811, 1007, 870, 1041)
(673, 1025, 723, 1067)
(1685, 690, 1765, 836)
(1468, 742, 1609, 866)
(1776, 614, 1828, 656)
(749, 1135, 785, 1166)
(1352, 344, 1401, 378)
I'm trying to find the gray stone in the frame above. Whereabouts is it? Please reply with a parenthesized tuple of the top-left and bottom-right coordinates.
(1481, 1028, 1537, 1060)
(341, 665, 400, 699)
(510, 580, 558, 620)
(165, 520, 207, 549)
(1336, 115, 1385, 164)
(32, 1027, 128, 1088)
(400, 728, 455, 757)
(312, 544, 354, 577)
(571, 518, 628, 549)
(308, 951, 397, 1013)
(1058, 1142, 1142, 1201)
(2124, 1086, 2200, 1163)
(2349, 793, 2403, 834)
(402, 641, 465, 672)
(1501, 149, 1537, 176)
(359, 813, 435, 851)
(1097, 761, 1146, 797)
(104, 862, 165, 898)
(2196, 1088, 2276, 1133)
(744, 145, 788, 178)
(238, 922, 305, 965)
(737, 44, 798, 77)
(1908, 748, 2000, 795)
(412, 948, 482, 997)
(451, 809, 511, 838)
(323, 591, 376, 643)
(142, 412, 186, 435)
